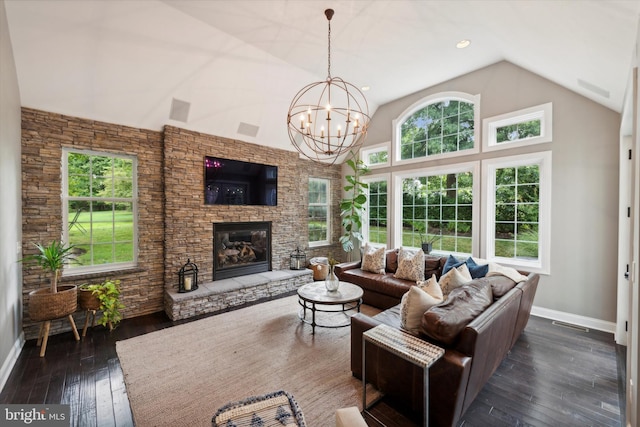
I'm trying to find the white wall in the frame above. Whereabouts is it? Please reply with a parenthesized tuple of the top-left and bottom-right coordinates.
(362, 61, 620, 327)
(0, 0, 24, 391)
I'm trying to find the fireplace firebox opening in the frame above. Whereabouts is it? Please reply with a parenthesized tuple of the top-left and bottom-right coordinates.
(212, 221, 272, 280)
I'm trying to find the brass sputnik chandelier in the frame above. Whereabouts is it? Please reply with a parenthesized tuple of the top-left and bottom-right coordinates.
(287, 9, 370, 165)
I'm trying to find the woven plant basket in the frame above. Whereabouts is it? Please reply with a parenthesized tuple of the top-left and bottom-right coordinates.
(78, 288, 101, 310)
(29, 285, 78, 322)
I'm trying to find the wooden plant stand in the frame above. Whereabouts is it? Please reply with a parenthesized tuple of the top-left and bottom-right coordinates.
(82, 309, 97, 337)
(82, 309, 113, 336)
(36, 315, 80, 357)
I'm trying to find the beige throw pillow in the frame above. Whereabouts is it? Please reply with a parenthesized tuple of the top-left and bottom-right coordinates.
(393, 247, 425, 282)
(417, 274, 443, 301)
(438, 263, 472, 298)
(400, 276, 444, 333)
(361, 243, 386, 274)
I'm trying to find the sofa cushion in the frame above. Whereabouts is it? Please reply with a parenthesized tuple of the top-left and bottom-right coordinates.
(465, 257, 489, 279)
(420, 281, 493, 345)
(339, 269, 412, 299)
(416, 274, 444, 301)
(394, 248, 425, 282)
(361, 243, 386, 274)
(442, 254, 465, 276)
(385, 249, 399, 273)
(439, 263, 472, 297)
(425, 255, 446, 280)
(477, 275, 517, 298)
(400, 274, 443, 334)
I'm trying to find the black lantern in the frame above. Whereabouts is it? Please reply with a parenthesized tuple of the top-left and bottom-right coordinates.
(178, 258, 199, 293)
(290, 246, 306, 270)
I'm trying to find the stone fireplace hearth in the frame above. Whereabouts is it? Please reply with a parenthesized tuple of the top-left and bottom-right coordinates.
(213, 221, 272, 280)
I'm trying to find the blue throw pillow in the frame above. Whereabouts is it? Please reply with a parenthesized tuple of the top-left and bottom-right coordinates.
(466, 257, 489, 279)
(442, 254, 465, 276)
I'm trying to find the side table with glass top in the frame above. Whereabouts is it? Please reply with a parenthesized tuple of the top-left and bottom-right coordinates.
(362, 324, 444, 427)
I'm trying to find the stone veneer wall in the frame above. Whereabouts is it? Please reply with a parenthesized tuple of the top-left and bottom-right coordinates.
(162, 125, 343, 291)
(20, 110, 344, 339)
(21, 108, 165, 339)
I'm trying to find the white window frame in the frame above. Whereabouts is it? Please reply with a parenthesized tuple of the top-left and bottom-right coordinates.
(362, 173, 391, 248)
(482, 151, 552, 274)
(361, 142, 390, 169)
(62, 148, 138, 275)
(392, 91, 481, 166)
(392, 161, 480, 256)
(482, 102, 553, 152)
(308, 177, 331, 247)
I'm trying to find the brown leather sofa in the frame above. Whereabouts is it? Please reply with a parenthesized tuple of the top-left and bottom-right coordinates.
(335, 249, 447, 309)
(337, 251, 539, 426)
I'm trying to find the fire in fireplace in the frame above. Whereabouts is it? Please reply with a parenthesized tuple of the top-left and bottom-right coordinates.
(212, 221, 272, 280)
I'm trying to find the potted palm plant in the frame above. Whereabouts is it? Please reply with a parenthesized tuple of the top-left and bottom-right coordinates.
(20, 240, 80, 356)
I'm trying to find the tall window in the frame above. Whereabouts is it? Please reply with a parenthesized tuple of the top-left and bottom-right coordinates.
(394, 163, 479, 256)
(363, 176, 389, 245)
(483, 152, 551, 273)
(63, 149, 137, 273)
(308, 178, 330, 246)
(395, 92, 480, 164)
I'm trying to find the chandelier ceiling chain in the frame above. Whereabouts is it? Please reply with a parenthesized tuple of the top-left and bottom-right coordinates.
(326, 8, 332, 80)
(286, 8, 369, 165)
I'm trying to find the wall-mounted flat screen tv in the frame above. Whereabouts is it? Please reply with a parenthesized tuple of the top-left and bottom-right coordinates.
(204, 156, 277, 206)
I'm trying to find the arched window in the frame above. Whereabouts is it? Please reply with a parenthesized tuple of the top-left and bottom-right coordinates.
(393, 92, 480, 164)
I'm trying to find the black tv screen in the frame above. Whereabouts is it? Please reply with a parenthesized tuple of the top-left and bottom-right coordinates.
(204, 156, 277, 206)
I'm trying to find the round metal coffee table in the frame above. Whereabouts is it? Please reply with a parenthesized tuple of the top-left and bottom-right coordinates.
(297, 281, 363, 334)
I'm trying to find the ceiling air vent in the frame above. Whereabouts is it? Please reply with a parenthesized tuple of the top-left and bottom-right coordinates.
(577, 79, 610, 99)
(237, 122, 259, 138)
(169, 98, 191, 123)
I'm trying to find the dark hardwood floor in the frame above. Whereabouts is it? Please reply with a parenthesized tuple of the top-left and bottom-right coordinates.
(1, 312, 625, 427)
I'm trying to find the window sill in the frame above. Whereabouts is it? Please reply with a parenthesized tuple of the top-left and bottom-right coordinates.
(61, 266, 145, 283)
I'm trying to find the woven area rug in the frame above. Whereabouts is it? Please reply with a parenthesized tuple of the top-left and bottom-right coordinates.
(116, 294, 381, 426)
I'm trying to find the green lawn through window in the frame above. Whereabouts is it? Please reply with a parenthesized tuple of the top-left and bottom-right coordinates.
(68, 210, 134, 266)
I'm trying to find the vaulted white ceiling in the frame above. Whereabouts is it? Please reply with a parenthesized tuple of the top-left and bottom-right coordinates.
(4, 0, 639, 154)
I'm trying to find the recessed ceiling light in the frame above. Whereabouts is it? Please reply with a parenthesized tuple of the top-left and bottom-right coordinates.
(456, 39, 471, 49)
(361, 86, 370, 91)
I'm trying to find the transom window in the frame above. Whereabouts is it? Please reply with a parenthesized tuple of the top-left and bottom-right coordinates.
(483, 102, 552, 151)
(62, 149, 138, 274)
(361, 142, 390, 168)
(394, 92, 480, 164)
(308, 178, 330, 246)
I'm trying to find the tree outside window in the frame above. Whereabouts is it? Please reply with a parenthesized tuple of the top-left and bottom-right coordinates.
(494, 165, 540, 259)
(401, 171, 473, 254)
(400, 99, 475, 160)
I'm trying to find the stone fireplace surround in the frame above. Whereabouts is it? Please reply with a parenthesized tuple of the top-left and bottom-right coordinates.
(20, 109, 342, 339)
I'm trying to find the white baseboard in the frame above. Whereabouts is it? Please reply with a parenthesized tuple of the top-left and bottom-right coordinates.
(531, 305, 616, 334)
(0, 332, 25, 392)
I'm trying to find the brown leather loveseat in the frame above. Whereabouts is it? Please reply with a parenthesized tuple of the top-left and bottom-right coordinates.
(337, 250, 539, 426)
